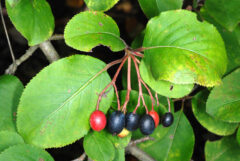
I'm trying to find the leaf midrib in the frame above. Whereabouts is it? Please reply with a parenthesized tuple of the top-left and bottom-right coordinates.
(31, 66, 107, 136)
(164, 110, 182, 161)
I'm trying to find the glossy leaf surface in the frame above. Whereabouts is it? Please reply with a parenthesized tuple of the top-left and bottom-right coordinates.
(0, 131, 24, 152)
(0, 144, 54, 161)
(138, 0, 183, 18)
(0, 75, 23, 132)
(64, 11, 125, 52)
(6, 0, 54, 46)
(17, 55, 114, 148)
(138, 110, 195, 161)
(205, 136, 240, 161)
(192, 90, 238, 136)
(206, 68, 240, 122)
(84, 0, 119, 11)
(141, 10, 227, 87)
(83, 131, 115, 161)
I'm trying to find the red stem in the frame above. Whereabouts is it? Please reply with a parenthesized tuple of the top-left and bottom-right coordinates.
(140, 79, 155, 111)
(131, 55, 148, 114)
(167, 97, 171, 112)
(113, 83, 120, 110)
(122, 56, 132, 113)
(96, 55, 128, 110)
(132, 51, 144, 57)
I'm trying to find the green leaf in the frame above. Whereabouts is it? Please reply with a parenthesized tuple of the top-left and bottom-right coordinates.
(83, 131, 115, 161)
(138, 0, 183, 18)
(192, 90, 238, 136)
(237, 128, 240, 145)
(204, 0, 240, 31)
(0, 144, 54, 161)
(6, 0, 19, 7)
(200, 8, 240, 75)
(0, 75, 23, 132)
(0, 131, 24, 153)
(205, 136, 240, 161)
(17, 55, 114, 148)
(142, 10, 227, 87)
(138, 110, 195, 161)
(113, 148, 125, 161)
(84, 0, 119, 12)
(64, 11, 126, 52)
(140, 60, 194, 98)
(107, 131, 132, 149)
(6, 0, 54, 46)
(206, 68, 240, 123)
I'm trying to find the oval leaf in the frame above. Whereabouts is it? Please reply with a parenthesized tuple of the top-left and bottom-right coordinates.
(237, 128, 240, 145)
(84, 0, 119, 11)
(205, 136, 240, 161)
(142, 10, 227, 87)
(106, 131, 132, 149)
(138, 0, 183, 18)
(206, 68, 240, 122)
(192, 90, 238, 136)
(6, 0, 54, 46)
(0, 144, 54, 161)
(0, 131, 24, 152)
(17, 55, 114, 148)
(113, 148, 125, 161)
(64, 11, 126, 52)
(140, 60, 194, 98)
(200, 8, 240, 74)
(83, 131, 115, 161)
(204, 0, 240, 31)
(0, 75, 23, 132)
(138, 110, 195, 161)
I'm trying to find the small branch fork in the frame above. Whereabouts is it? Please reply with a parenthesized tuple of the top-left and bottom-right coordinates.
(95, 48, 156, 114)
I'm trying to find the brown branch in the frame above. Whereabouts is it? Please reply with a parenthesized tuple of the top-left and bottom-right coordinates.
(128, 136, 154, 146)
(49, 34, 64, 41)
(125, 146, 156, 161)
(5, 45, 39, 74)
(39, 41, 60, 63)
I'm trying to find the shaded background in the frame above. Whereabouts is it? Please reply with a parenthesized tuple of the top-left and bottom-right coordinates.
(0, 0, 220, 160)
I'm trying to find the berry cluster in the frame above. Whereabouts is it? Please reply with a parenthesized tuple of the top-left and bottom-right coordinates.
(90, 110, 174, 137)
(89, 48, 174, 137)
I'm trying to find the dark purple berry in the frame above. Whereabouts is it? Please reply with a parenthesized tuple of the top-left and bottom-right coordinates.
(107, 111, 125, 134)
(162, 112, 174, 127)
(125, 112, 140, 131)
(139, 114, 155, 135)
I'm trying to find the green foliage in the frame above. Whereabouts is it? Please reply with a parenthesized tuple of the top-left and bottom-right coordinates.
(17, 55, 114, 148)
(192, 90, 238, 136)
(141, 10, 227, 87)
(0, 144, 54, 161)
(138, 0, 183, 18)
(0, 131, 24, 152)
(5, 0, 54, 46)
(204, 0, 240, 31)
(84, 0, 119, 11)
(205, 136, 240, 161)
(200, 8, 240, 74)
(64, 11, 126, 52)
(140, 61, 194, 98)
(0, 75, 23, 132)
(84, 130, 130, 161)
(84, 131, 115, 161)
(138, 110, 195, 161)
(206, 68, 240, 122)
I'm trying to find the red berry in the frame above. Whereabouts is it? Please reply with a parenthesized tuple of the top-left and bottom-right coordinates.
(149, 110, 159, 127)
(90, 110, 106, 131)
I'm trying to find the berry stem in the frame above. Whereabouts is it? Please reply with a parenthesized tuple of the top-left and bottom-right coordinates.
(140, 79, 155, 111)
(131, 55, 148, 114)
(122, 56, 132, 113)
(132, 51, 144, 57)
(96, 55, 128, 110)
(155, 92, 159, 107)
(167, 97, 171, 112)
(113, 83, 121, 110)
